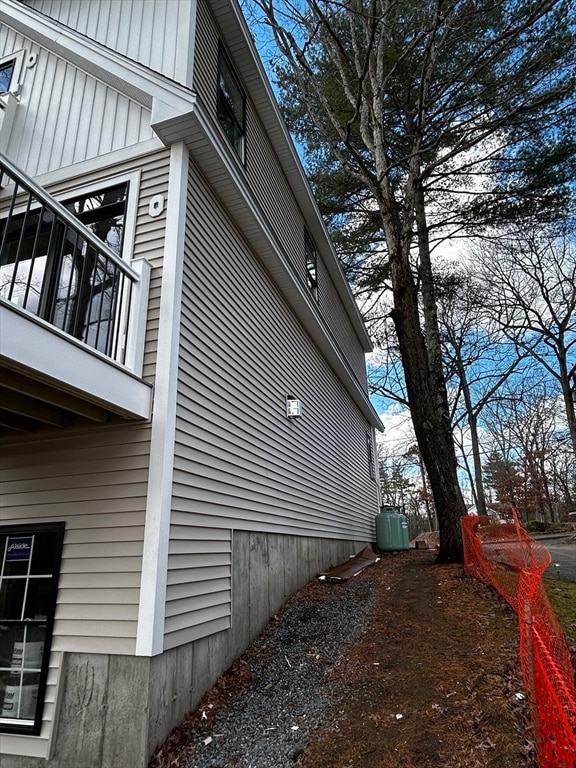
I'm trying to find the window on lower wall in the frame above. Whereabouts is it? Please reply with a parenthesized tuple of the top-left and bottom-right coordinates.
(366, 433, 376, 480)
(0, 522, 65, 736)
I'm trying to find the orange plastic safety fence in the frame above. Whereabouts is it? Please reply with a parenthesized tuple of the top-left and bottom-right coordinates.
(463, 514, 576, 768)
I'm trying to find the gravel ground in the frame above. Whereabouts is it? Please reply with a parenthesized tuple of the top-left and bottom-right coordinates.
(181, 575, 380, 768)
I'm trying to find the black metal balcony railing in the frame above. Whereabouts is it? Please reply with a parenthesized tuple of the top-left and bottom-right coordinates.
(0, 153, 140, 365)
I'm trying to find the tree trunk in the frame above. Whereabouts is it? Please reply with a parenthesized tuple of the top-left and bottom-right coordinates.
(558, 353, 576, 457)
(416, 448, 435, 531)
(386, 217, 466, 562)
(456, 353, 487, 516)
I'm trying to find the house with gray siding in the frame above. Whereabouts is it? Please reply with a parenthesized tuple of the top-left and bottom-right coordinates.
(0, 1, 382, 766)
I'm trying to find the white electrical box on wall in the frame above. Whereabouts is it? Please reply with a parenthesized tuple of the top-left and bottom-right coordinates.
(286, 398, 303, 418)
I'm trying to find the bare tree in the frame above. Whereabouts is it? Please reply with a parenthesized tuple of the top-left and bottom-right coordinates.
(378, 442, 435, 536)
(474, 227, 576, 455)
(483, 382, 570, 522)
(435, 267, 529, 514)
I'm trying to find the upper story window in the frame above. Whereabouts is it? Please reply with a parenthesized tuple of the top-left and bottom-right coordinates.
(217, 45, 245, 159)
(0, 50, 27, 97)
(305, 230, 319, 301)
(0, 61, 15, 94)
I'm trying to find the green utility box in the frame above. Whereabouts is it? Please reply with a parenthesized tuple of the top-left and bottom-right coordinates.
(375, 505, 410, 551)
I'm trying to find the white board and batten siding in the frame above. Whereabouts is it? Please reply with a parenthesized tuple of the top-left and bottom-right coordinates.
(0, 22, 154, 177)
(22, 0, 197, 86)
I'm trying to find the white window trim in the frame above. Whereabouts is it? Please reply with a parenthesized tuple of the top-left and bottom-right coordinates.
(0, 50, 28, 153)
(52, 170, 141, 268)
(0, 48, 27, 96)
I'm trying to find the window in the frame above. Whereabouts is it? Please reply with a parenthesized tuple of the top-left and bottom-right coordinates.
(0, 60, 15, 94)
(0, 49, 26, 96)
(217, 45, 245, 158)
(305, 230, 319, 301)
(0, 183, 128, 356)
(366, 433, 376, 480)
(0, 523, 65, 735)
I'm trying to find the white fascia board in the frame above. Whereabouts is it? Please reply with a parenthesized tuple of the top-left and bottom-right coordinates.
(136, 143, 189, 657)
(3, 0, 196, 123)
(0, 305, 152, 419)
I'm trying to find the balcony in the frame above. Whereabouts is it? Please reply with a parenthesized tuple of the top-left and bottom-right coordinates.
(0, 153, 152, 434)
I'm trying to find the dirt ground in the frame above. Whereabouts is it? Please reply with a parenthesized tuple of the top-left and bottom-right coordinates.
(300, 551, 535, 768)
(151, 550, 540, 768)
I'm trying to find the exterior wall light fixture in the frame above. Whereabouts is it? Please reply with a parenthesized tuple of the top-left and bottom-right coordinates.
(286, 396, 303, 419)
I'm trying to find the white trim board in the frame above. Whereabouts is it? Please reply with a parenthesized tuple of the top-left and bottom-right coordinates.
(135, 142, 189, 656)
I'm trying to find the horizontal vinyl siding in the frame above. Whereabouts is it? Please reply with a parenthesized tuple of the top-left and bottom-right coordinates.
(164, 524, 232, 649)
(244, 88, 369, 389)
(192, 0, 217, 107)
(172, 162, 378, 541)
(0, 150, 171, 657)
(0, 426, 151, 655)
(193, 0, 304, 274)
(22, 0, 195, 85)
(0, 24, 154, 176)
(245, 103, 305, 272)
(131, 149, 171, 379)
(191, 0, 370, 389)
(317, 266, 369, 389)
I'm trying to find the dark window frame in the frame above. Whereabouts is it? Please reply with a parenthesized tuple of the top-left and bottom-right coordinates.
(217, 44, 246, 160)
(366, 433, 376, 481)
(0, 522, 65, 736)
(305, 230, 319, 302)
